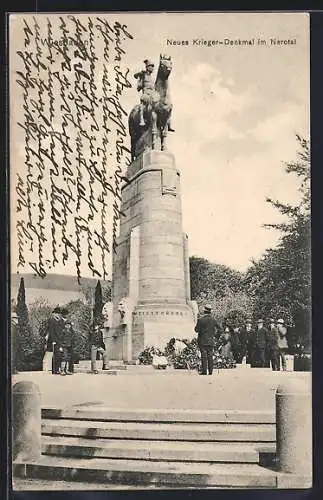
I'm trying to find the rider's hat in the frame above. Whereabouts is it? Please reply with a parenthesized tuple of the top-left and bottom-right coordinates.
(144, 59, 154, 67)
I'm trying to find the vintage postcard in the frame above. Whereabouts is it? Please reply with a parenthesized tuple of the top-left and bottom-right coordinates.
(9, 12, 311, 490)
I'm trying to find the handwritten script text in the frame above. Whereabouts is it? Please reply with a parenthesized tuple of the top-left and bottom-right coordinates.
(14, 15, 133, 282)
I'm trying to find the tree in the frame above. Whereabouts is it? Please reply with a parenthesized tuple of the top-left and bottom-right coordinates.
(224, 307, 249, 330)
(29, 298, 52, 338)
(65, 300, 92, 360)
(189, 256, 244, 300)
(246, 135, 310, 350)
(93, 280, 104, 325)
(15, 278, 34, 370)
(205, 290, 253, 328)
(81, 280, 111, 306)
(16, 278, 28, 322)
(189, 256, 252, 327)
(101, 281, 112, 303)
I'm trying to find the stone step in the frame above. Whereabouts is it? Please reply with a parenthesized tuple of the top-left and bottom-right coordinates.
(42, 406, 275, 424)
(42, 419, 276, 442)
(41, 435, 260, 462)
(13, 455, 278, 488)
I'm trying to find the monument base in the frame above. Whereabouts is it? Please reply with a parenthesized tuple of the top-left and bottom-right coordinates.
(132, 302, 196, 355)
(106, 302, 196, 362)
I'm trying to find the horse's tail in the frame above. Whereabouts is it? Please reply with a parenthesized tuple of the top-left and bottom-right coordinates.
(130, 135, 136, 161)
(128, 107, 137, 161)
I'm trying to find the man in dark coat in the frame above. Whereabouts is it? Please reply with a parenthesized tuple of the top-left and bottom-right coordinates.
(266, 319, 280, 371)
(60, 320, 76, 375)
(249, 319, 267, 368)
(277, 318, 289, 371)
(45, 307, 65, 374)
(90, 323, 109, 373)
(230, 326, 243, 363)
(194, 305, 220, 375)
(240, 318, 253, 363)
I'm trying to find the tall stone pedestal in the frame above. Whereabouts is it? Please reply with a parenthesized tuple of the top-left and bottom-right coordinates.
(106, 151, 197, 362)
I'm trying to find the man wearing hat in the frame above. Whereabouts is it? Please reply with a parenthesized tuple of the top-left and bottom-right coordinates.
(45, 307, 65, 374)
(249, 319, 267, 368)
(60, 320, 76, 375)
(134, 58, 175, 131)
(265, 318, 280, 371)
(194, 305, 220, 375)
(239, 318, 253, 363)
(90, 322, 109, 374)
(277, 319, 288, 371)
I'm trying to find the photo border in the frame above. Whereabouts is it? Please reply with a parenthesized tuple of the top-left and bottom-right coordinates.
(2, 3, 322, 500)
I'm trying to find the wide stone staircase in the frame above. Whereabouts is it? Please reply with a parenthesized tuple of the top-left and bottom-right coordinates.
(13, 404, 280, 488)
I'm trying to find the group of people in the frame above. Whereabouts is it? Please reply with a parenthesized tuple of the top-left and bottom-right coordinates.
(43, 304, 289, 376)
(195, 304, 289, 375)
(43, 307, 76, 375)
(43, 307, 109, 375)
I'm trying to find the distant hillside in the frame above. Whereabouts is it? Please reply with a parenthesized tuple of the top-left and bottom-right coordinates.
(11, 273, 111, 291)
(11, 273, 112, 307)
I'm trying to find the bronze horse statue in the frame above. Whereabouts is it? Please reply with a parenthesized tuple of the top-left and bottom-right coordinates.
(128, 54, 173, 161)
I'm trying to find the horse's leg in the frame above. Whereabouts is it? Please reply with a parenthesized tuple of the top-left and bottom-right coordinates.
(151, 110, 157, 150)
(129, 122, 138, 161)
(161, 125, 168, 151)
(160, 129, 164, 151)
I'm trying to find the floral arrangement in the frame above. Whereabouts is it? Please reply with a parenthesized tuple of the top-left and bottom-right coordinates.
(138, 345, 164, 365)
(171, 340, 200, 370)
(138, 338, 236, 370)
(293, 343, 311, 371)
(213, 350, 236, 369)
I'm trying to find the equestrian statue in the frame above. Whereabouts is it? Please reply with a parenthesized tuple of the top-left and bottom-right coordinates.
(128, 54, 175, 161)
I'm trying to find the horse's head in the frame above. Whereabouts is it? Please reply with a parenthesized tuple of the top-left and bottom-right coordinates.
(158, 54, 172, 79)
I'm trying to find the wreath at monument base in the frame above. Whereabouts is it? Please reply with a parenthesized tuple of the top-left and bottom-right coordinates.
(169, 340, 236, 370)
(138, 346, 164, 365)
(138, 339, 236, 370)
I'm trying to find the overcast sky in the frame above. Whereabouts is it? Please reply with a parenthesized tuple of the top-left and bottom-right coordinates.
(10, 12, 309, 278)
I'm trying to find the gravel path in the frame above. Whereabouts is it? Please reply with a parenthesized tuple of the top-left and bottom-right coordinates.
(12, 368, 310, 411)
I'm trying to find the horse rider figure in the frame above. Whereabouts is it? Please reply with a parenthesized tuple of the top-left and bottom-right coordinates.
(134, 58, 175, 132)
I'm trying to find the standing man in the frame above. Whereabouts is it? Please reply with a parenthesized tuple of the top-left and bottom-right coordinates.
(60, 320, 76, 375)
(231, 326, 243, 364)
(277, 318, 289, 371)
(46, 307, 65, 374)
(194, 304, 220, 375)
(266, 319, 280, 371)
(240, 318, 253, 363)
(90, 323, 109, 374)
(250, 319, 267, 368)
(264, 319, 276, 368)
